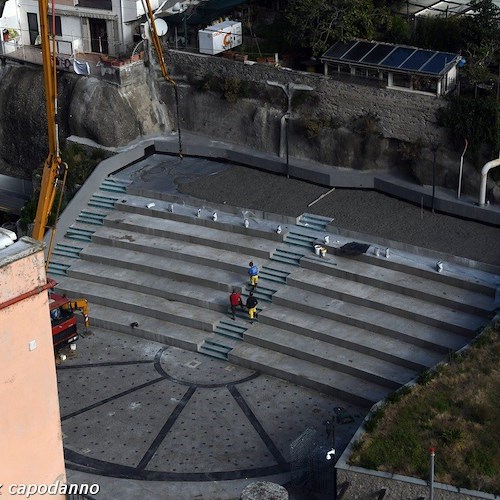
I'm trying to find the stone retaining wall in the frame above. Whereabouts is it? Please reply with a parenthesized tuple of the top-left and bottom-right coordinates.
(336, 467, 497, 500)
(165, 49, 448, 146)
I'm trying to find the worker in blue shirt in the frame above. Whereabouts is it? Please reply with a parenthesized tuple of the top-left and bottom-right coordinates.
(248, 261, 259, 290)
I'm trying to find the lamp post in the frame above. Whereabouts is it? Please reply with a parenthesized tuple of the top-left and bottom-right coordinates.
(429, 447, 436, 500)
(267, 80, 313, 178)
(325, 416, 337, 500)
(431, 143, 439, 213)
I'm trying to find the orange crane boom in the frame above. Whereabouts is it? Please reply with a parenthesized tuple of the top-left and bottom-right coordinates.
(32, 0, 67, 243)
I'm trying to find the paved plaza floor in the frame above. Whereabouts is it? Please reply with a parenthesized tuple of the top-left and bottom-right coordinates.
(60, 328, 365, 499)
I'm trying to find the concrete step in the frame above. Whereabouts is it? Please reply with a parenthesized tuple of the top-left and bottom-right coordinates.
(78, 244, 244, 293)
(103, 210, 277, 259)
(229, 342, 390, 407)
(297, 213, 332, 231)
(76, 210, 108, 226)
(55, 277, 222, 333)
(86, 303, 207, 351)
(259, 306, 443, 370)
(259, 267, 289, 284)
(114, 196, 286, 244)
(271, 248, 302, 266)
(88, 193, 120, 209)
(327, 245, 498, 297)
(51, 242, 83, 259)
(46, 261, 71, 277)
(65, 226, 95, 242)
(199, 336, 233, 360)
(243, 284, 275, 302)
(288, 267, 485, 336)
(284, 232, 317, 248)
(199, 344, 229, 360)
(214, 319, 247, 340)
(100, 178, 129, 193)
(272, 287, 470, 353)
(300, 256, 496, 318)
(244, 324, 417, 390)
(90, 227, 259, 276)
(66, 261, 231, 314)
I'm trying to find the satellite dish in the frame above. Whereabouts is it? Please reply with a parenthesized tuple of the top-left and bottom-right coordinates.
(154, 18, 168, 36)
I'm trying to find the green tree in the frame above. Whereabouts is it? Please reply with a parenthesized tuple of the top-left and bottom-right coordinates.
(460, 1, 500, 96)
(284, 0, 391, 56)
(461, 0, 500, 49)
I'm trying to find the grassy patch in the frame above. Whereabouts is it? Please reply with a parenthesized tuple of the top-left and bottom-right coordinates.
(349, 326, 500, 495)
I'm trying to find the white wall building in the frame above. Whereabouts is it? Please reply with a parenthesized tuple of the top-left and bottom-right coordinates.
(13, 0, 142, 57)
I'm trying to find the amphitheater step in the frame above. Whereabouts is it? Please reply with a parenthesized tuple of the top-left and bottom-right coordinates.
(244, 284, 275, 302)
(66, 262, 231, 314)
(288, 267, 485, 336)
(260, 305, 443, 371)
(88, 193, 119, 209)
(284, 231, 317, 249)
(214, 319, 247, 340)
(85, 303, 207, 351)
(272, 287, 470, 353)
(259, 266, 290, 284)
(90, 226, 255, 275)
(244, 324, 417, 390)
(297, 213, 333, 231)
(199, 338, 233, 360)
(271, 248, 302, 266)
(65, 227, 95, 242)
(51, 243, 83, 259)
(78, 244, 244, 293)
(55, 277, 222, 333)
(103, 210, 277, 259)
(300, 256, 496, 318)
(47, 261, 71, 277)
(199, 344, 230, 360)
(229, 342, 390, 407)
(99, 177, 129, 193)
(76, 210, 108, 226)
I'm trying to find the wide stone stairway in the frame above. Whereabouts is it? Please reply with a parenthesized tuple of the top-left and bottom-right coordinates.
(49, 177, 498, 408)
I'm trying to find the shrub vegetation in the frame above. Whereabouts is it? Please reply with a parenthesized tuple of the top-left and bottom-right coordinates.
(349, 325, 500, 495)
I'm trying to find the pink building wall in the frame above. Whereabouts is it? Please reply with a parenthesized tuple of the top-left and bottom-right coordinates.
(0, 237, 66, 498)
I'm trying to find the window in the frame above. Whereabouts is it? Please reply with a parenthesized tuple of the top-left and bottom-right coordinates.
(48, 15, 62, 37)
(75, 0, 112, 10)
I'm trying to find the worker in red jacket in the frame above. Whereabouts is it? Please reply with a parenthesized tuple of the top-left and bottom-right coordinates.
(229, 289, 244, 320)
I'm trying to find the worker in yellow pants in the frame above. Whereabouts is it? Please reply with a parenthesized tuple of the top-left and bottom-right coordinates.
(246, 292, 259, 324)
(248, 261, 259, 291)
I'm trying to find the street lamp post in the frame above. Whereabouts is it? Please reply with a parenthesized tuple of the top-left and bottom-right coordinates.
(267, 80, 313, 179)
(431, 143, 439, 213)
(325, 417, 337, 500)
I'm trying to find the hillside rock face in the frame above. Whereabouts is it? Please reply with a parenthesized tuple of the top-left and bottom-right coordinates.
(0, 64, 162, 178)
(0, 55, 496, 200)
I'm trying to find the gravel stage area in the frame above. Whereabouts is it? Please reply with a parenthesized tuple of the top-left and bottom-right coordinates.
(178, 165, 500, 267)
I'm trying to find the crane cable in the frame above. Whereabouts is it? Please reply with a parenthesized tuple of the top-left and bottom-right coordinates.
(143, 0, 183, 157)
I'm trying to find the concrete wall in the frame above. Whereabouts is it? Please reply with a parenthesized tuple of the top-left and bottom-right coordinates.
(337, 467, 497, 500)
(165, 49, 449, 146)
(0, 238, 66, 498)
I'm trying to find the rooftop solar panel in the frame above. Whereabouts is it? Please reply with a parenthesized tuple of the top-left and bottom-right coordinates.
(380, 47, 415, 68)
(400, 49, 435, 70)
(321, 39, 460, 77)
(361, 44, 394, 64)
(322, 41, 353, 60)
(342, 41, 375, 62)
(420, 51, 458, 74)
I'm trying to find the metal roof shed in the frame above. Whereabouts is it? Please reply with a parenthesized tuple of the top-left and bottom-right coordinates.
(321, 40, 462, 96)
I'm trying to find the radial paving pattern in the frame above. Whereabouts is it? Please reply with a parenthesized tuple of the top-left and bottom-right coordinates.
(58, 329, 364, 482)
